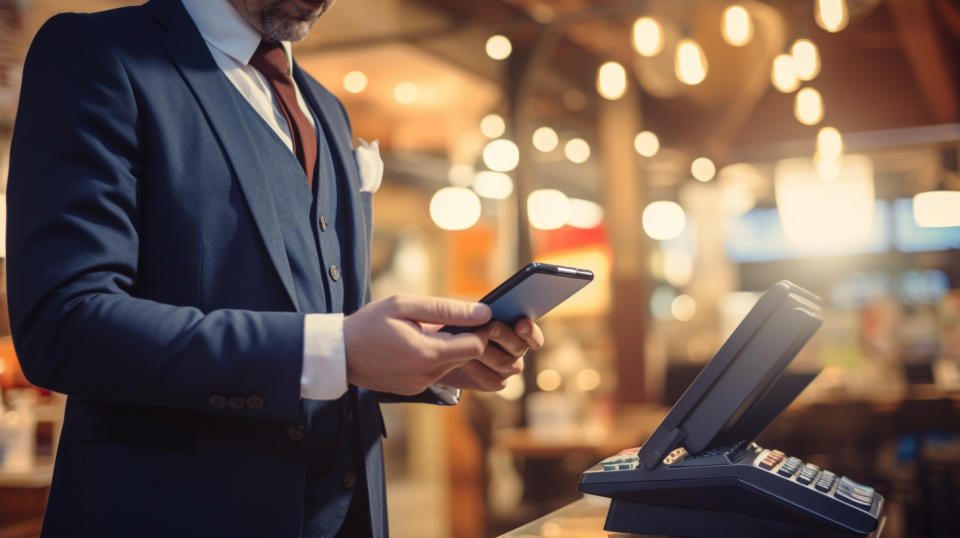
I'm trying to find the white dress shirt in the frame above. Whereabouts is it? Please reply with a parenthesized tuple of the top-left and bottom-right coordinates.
(182, 0, 345, 400)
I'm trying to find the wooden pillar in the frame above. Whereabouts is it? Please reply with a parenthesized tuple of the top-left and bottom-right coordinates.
(505, 27, 560, 424)
(598, 86, 649, 405)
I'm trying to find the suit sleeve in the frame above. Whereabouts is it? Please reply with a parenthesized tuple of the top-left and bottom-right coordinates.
(6, 14, 305, 423)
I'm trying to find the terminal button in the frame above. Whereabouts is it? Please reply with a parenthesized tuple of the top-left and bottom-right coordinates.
(815, 471, 837, 492)
(835, 476, 875, 511)
(796, 464, 821, 485)
(758, 449, 785, 470)
(777, 457, 802, 478)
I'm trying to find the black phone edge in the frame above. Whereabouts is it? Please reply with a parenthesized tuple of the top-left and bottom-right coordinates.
(479, 262, 594, 305)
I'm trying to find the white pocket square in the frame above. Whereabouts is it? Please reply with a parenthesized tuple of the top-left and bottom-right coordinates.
(355, 138, 383, 193)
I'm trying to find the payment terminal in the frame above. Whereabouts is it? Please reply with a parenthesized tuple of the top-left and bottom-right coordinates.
(578, 281, 883, 537)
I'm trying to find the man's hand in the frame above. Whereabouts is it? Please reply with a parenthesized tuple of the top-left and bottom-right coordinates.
(435, 318, 544, 392)
(344, 295, 492, 395)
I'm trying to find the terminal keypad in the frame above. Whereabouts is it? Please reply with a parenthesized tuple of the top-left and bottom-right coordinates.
(755, 449, 875, 512)
(599, 447, 640, 471)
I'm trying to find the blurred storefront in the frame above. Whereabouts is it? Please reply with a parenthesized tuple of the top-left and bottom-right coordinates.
(0, 0, 959, 537)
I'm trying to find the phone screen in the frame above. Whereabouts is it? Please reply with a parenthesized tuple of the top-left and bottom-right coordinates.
(442, 263, 593, 333)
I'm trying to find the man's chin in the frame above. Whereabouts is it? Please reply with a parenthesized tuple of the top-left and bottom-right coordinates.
(260, 11, 319, 42)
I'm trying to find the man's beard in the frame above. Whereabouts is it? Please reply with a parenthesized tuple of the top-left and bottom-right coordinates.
(258, 0, 333, 42)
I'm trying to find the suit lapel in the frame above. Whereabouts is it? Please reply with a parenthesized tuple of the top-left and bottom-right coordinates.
(146, 0, 300, 311)
(294, 66, 370, 313)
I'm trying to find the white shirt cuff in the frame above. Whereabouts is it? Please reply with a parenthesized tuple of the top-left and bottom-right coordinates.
(301, 313, 348, 400)
(430, 383, 461, 405)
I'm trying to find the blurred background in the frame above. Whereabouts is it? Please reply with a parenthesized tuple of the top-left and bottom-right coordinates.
(1, 0, 960, 536)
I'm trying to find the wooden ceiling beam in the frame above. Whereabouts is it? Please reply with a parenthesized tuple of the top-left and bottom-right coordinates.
(888, 0, 959, 123)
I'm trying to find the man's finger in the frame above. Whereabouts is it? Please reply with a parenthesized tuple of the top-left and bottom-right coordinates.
(477, 346, 524, 377)
(487, 321, 528, 358)
(458, 359, 508, 392)
(392, 295, 491, 327)
(424, 331, 488, 363)
(514, 318, 544, 350)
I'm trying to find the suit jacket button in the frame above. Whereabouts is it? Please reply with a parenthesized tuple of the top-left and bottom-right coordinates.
(227, 396, 245, 409)
(246, 395, 265, 410)
(209, 394, 227, 409)
(329, 265, 341, 281)
(319, 216, 328, 231)
(287, 425, 305, 441)
(343, 471, 357, 489)
(342, 404, 353, 422)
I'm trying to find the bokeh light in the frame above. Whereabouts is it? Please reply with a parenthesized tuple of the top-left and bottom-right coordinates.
(430, 187, 481, 230)
(486, 35, 513, 60)
(642, 201, 686, 240)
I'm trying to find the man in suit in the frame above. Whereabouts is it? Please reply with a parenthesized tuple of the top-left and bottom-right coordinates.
(6, 0, 542, 536)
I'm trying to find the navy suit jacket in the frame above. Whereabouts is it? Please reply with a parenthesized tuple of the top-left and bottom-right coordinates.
(6, 0, 423, 535)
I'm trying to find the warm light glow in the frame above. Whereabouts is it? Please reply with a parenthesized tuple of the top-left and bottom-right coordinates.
(496, 375, 525, 401)
(527, 189, 570, 230)
(564, 138, 591, 164)
(632, 17, 664, 57)
(671, 294, 697, 322)
(393, 81, 418, 104)
(567, 198, 604, 229)
(343, 71, 368, 94)
(663, 248, 694, 287)
(691, 157, 716, 182)
(816, 0, 849, 33)
(791, 39, 821, 81)
(676, 39, 708, 85)
(650, 285, 677, 321)
(536, 369, 562, 391)
(722, 5, 753, 47)
(816, 156, 840, 181)
(430, 187, 482, 231)
(486, 34, 513, 60)
(794, 87, 824, 125)
(771, 54, 800, 93)
(642, 201, 686, 241)
(472, 171, 514, 200)
(528, 189, 571, 230)
(448, 164, 475, 187)
(816, 126, 843, 161)
(718, 163, 761, 215)
(480, 114, 506, 139)
(597, 61, 628, 100)
(634, 131, 660, 157)
(913, 191, 960, 228)
(576, 369, 602, 391)
(775, 155, 875, 254)
(532, 126, 559, 152)
(482, 139, 520, 172)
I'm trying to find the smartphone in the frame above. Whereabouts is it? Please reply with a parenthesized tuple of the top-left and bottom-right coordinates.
(442, 262, 594, 333)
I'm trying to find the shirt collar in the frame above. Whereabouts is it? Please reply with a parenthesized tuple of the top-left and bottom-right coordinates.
(181, 0, 295, 74)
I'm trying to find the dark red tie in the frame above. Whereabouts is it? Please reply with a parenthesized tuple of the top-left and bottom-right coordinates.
(250, 40, 317, 187)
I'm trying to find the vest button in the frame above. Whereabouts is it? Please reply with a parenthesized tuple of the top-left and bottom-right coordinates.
(343, 471, 357, 489)
(329, 265, 341, 281)
(342, 403, 353, 422)
(287, 425, 305, 441)
(319, 215, 328, 231)
(246, 395, 265, 410)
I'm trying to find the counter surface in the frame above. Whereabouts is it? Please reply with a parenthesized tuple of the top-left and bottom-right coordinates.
(500, 495, 886, 538)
